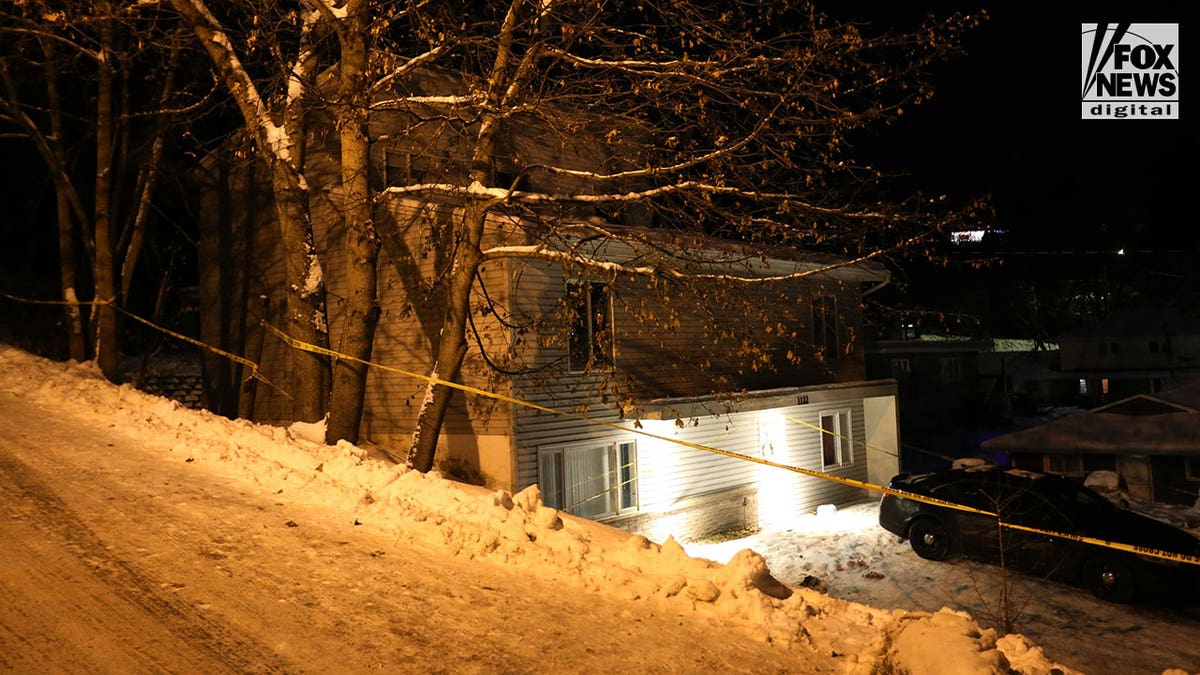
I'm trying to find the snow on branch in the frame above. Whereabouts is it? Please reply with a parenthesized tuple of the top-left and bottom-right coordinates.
(514, 181, 889, 220)
(287, 10, 322, 111)
(300, 0, 347, 21)
(370, 93, 484, 110)
(371, 46, 450, 94)
(380, 176, 889, 220)
(479, 241, 907, 285)
(544, 48, 699, 75)
(169, 0, 291, 164)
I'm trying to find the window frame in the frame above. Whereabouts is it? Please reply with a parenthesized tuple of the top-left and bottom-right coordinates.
(538, 440, 638, 519)
(566, 280, 615, 373)
(819, 409, 853, 469)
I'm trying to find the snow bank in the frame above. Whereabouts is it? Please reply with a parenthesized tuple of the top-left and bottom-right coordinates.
(0, 346, 1078, 674)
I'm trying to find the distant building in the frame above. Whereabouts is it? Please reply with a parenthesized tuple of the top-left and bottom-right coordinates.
(866, 335, 1070, 470)
(1058, 309, 1200, 407)
(982, 381, 1200, 504)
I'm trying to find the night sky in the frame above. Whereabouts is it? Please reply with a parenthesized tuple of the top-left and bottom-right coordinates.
(849, 1, 1194, 251)
(0, 1, 1194, 345)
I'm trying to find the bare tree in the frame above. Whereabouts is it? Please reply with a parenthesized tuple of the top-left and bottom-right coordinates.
(0, 1, 197, 374)
(0, 35, 89, 362)
(169, 0, 333, 422)
(160, 0, 979, 471)
(347, 0, 984, 471)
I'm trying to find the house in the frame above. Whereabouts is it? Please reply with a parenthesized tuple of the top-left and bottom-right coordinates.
(194, 71, 899, 541)
(1058, 309, 1200, 407)
(978, 340, 1080, 423)
(980, 381, 1200, 504)
(865, 335, 984, 468)
(865, 335, 1069, 470)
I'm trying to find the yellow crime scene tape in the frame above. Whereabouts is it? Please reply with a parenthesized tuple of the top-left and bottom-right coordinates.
(4, 289, 1198, 567)
(0, 291, 285, 396)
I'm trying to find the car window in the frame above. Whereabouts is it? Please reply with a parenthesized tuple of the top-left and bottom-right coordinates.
(930, 479, 994, 511)
(1001, 489, 1073, 531)
(1040, 481, 1110, 521)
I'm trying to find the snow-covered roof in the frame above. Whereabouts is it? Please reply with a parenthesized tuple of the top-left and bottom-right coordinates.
(981, 396, 1200, 456)
(627, 379, 897, 420)
(546, 223, 891, 284)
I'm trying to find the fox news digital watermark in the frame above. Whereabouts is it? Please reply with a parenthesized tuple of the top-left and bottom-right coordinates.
(1082, 23, 1179, 120)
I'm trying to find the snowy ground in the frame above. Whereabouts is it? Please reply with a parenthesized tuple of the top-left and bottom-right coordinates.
(683, 503, 1200, 674)
(0, 345, 1189, 673)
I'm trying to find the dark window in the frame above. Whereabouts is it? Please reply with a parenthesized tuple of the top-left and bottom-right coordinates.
(385, 149, 466, 187)
(1044, 454, 1084, 476)
(494, 167, 530, 192)
(1186, 458, 1200, 482)
(812, 295, 839, 358)
(567, 281, 614, 372)
(931, 481, 986, 509)
(820, 410, 852, 468)
(939, 357, 962, 383)
(618, 442, 638, 510)
(1082, 454, 1116, 473)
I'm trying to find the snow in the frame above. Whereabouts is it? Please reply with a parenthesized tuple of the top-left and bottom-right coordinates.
(0, 345, 1195, 673)
(683, 494, 1200, 674)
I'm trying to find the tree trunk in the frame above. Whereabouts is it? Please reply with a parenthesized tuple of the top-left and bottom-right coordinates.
(407, 202, 485, 472)
(407, 0, 522, 470)
(270, 159, 331, 423)
(326, 0, 380, 445)
(93, 14, 119, 381)
(42, 41, 87, 362)
(120, 47, 180, 305)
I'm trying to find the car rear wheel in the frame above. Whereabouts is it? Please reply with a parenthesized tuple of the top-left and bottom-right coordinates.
(909, 518, 953, 561)
(1083, 555, 1136, 603)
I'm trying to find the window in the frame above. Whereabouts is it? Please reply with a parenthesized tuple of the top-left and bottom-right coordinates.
(567, 281, 614, 372)
(1044, 454, 1084, 476)
(1186, 458, 1200, 482)
(1083, 454, 1116, 473)
(939, 357, 962, 383)
(385, 149, 467, 187)
(539, 441, 638, 518)
(890, 358, 911, 379)
(812, 295, 839, 358)
(494, 167, 530, 192)
(1104, 340, 1121, 356)
(819, 410, 853, 469)
(1078, 378, 1089, 395)
(1149, 340, 1162, 354)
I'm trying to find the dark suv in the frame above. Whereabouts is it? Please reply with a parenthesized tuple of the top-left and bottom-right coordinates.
(878, 465, 1200, 603)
